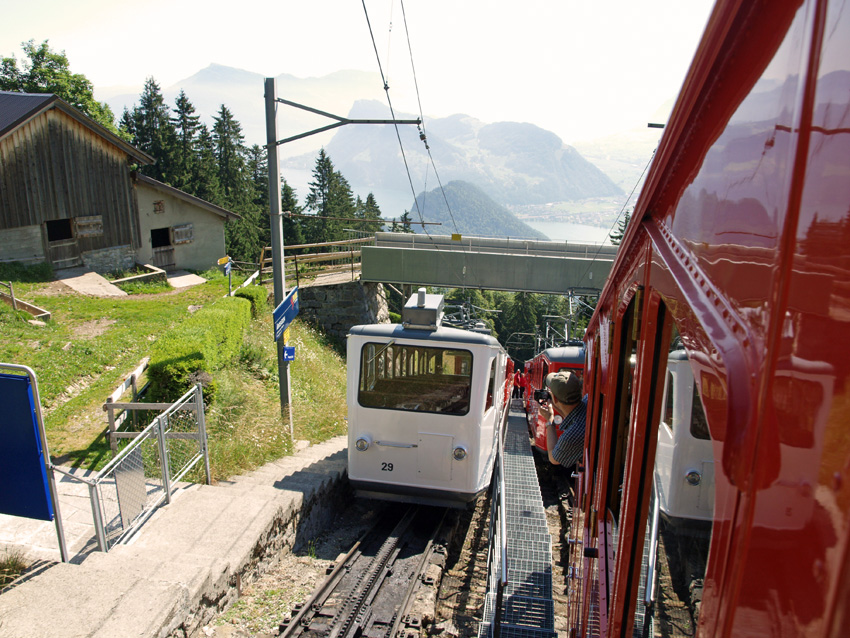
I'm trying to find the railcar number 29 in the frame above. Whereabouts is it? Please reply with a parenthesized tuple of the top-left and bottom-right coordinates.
(381, 463, 394, 472)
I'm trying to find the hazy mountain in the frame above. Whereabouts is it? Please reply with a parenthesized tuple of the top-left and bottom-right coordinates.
(99, 65, 624, 220)
(283, 100, 623, 215)
(97, 64, 387, 158)
(408, 181, 548, 240)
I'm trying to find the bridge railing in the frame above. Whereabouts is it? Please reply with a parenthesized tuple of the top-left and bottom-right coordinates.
(258, 236, 376, 286)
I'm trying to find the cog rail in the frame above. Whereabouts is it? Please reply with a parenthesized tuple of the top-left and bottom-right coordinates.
(279, 505, 448, 638)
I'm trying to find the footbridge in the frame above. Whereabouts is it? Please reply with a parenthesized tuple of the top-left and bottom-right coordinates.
(361, 232, 618, 295)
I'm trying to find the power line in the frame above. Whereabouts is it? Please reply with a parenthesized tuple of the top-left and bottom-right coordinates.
(399, 0, 460, 235)
(576, 147, 657, 285)
(361, 0, 432, 236)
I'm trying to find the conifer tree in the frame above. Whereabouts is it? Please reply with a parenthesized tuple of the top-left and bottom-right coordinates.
(212, 104, 248, 209)
(170, 90, 201, 190)
(130, 77, 177, 182)
(609, 209, 632, 246)
(191, 124, 222, 204)
(354, 193, 384, 234)
(281, 180, 305, 251)
(304, 150, 352, 243)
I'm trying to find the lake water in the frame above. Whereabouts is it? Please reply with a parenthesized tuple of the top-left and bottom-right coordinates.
(524, 220, 613, 245)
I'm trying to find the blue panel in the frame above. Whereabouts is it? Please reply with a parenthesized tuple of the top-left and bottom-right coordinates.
(0, 373, 54, 521)
(273, 286, 300, 341)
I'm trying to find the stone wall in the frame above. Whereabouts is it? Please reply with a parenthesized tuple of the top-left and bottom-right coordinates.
(81, 245, 136, 274)
(298, 281, 389, 341)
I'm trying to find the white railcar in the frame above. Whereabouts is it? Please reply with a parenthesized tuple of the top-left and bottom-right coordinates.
(655, 350, 715, 522)
(347, 290, 509, 507)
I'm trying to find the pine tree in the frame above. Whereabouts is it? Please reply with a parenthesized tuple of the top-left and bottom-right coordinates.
(212, 104, 248, 209)
(191, 124, 222, 204)
(304, 150, 352, 243)
(281, 180, 305, 251)
(131, 77, 178, 183)
(354, 193, 383, 234)
(399, 210, 415, 233)
(170, 90, 201, 190)
(610, 209, 632, 246)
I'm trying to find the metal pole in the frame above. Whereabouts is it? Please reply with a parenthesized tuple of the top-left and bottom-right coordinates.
(157, 415, 172, 505)
(266, 77, 294, 438)
(89, 483, 107, 552)
(196, 384, 211, 485)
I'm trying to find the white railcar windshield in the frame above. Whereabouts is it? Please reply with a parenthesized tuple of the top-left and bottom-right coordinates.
(358, 342, 473, 414)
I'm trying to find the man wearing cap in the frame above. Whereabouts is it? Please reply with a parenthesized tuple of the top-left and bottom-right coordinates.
(539, 370, 588, 468)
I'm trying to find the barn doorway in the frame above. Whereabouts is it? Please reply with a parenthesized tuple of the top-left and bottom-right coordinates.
(45, 218, 82, 269)
(150, 227, 175, 270)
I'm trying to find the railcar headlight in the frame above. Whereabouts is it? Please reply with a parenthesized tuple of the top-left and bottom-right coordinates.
(453, 446, 468, 461)
(355, 436, 371, 451)
(685, 470, 701, 486)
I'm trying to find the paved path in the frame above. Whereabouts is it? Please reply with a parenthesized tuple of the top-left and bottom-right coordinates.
(0, 437, 349, 638)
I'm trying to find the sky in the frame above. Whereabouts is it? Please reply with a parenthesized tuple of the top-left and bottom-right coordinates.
(1, 0, 717, 145)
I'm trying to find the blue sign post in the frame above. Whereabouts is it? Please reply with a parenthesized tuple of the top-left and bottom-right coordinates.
(273, 286, 300, 342)
(0, 363, 68, 561)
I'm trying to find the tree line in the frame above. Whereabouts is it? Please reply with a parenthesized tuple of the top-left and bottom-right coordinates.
(1, 40, 410, 263)
(2, 40, 596, 355)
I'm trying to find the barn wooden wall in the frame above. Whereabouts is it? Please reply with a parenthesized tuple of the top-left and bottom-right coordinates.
(0, 109, 139, 252)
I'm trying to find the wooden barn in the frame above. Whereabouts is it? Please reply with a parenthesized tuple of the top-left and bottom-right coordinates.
(0, 91, 239, 274)
(0, 91, 154, 271)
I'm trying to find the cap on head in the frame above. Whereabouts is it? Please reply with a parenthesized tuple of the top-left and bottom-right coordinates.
(545, 370, 582, 404)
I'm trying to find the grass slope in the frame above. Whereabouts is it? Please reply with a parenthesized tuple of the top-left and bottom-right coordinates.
(0, 264, 347, 481)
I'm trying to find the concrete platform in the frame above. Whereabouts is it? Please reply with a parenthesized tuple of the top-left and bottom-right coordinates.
(167, 270, 207, 289)
(55, 267, 127, 297)
(0, 436, 349, 638)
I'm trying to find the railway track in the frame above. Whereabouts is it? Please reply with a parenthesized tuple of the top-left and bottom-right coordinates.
(279, 504, 449, 638)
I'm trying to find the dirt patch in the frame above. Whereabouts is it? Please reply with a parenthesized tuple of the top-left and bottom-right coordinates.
(72, 318, 116, 339)
(33, 280, 76, 297)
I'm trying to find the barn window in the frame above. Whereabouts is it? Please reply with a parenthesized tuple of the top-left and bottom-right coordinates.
(45, 218, 73, 242)
(172, 223, 194, 245)
(151, 227, 171, 248)
(153, 200, 165, 214)
(74, 216, 103, 237)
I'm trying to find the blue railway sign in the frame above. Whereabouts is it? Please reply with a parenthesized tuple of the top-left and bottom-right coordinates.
(283, 346, 296, 361)
(273, 286, 300, 341)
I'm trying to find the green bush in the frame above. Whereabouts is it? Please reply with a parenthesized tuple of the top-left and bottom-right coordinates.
(147, 296, 252, 403)
(235, 285, 270, 318)
(389, 311, 401, 323)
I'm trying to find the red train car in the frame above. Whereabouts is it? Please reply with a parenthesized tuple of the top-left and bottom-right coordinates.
(525, 344, 585, 452)
(568, 0, 850, 636)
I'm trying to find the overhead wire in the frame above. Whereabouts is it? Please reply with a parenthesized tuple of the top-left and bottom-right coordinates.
(399, 0, 460, 236)
(575, 147, 657, 287)
(361, 0, 432, 236)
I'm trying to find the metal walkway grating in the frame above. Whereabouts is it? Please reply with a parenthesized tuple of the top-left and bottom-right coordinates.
(480, 410, 557, 637)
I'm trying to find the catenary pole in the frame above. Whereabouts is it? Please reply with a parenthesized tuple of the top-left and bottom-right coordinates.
(265, 78, 293, 436)
(263, 77, 419, 438)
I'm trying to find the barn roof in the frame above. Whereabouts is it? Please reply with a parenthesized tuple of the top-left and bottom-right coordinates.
(0, 90, 153, 165)
(133, 173, 241, 221)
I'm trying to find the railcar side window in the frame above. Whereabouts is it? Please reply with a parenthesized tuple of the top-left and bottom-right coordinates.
(690, 384, 710, 440)
(485, 358, 496, 411)
(662, 371, 674, 431)
(358, 343, 473, 415)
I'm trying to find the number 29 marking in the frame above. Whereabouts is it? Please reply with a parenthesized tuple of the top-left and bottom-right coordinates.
(381, 462, 394, 472)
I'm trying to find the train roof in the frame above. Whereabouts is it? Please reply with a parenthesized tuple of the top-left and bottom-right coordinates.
(541, 345, 585, 363)
(349, 323, 503, 348)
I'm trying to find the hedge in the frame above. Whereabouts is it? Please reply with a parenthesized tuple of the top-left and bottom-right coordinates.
(234, 285, 269, 318)
(147, 296, 252, 403)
